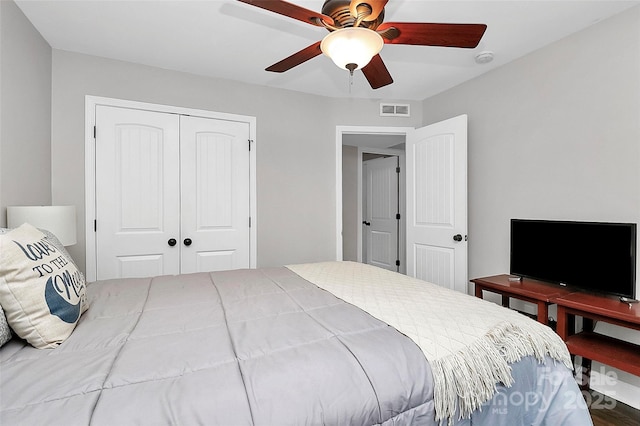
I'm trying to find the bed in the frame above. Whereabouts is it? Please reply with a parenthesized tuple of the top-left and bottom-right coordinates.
(0, 226, 592, 425)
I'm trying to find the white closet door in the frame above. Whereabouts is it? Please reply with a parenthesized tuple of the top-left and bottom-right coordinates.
(180, 116, 251, 273)
(95, 106, 181, 280)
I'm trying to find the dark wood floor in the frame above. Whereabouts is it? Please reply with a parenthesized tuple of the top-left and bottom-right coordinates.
(588, 390, 639, 426)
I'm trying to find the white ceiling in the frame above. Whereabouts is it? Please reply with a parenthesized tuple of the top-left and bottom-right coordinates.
(15, 0, 640, 101)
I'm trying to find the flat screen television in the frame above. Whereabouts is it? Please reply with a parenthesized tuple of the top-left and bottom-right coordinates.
(510, 219, 637, 299)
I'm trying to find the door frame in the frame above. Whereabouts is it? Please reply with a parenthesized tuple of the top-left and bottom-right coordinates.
(85, 96, 257, 281)
(335, 125, 413, 264)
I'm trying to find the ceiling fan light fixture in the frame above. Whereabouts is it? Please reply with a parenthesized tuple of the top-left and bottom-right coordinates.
(320, 27, 384, 71)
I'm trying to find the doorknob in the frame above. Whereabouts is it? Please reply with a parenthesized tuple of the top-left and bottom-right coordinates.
(183, 238, 192, 246)
(168, 238, 177, 247)
(362, 221, 371, 226)
(453, 234, 463, 242)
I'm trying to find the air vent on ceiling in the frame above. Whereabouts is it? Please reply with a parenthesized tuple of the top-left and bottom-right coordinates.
(380, 103, 410, 117)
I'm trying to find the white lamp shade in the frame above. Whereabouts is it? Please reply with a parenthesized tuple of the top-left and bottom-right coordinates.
(7, 206, 77, 246)
(320, 27, 384, 70)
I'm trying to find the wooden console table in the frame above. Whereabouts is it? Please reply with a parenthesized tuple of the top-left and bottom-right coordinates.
(555, 293, 640, 380)
(472, 275, 573, 325)
(473, 275, 640, 387)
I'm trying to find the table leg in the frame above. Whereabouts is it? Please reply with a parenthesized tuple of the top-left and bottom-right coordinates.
(537, 302, 548, 324)
(474, 285, 483, 298)
(501, 294, 509, 308)
(578, 318, 594, 391)
(583, 318, 594, 333)
(557, 306, 568, 341)
(579, 358, 593, 391)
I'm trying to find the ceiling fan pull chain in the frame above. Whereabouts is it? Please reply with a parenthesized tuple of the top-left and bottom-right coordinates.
(345, 62, 357, 94)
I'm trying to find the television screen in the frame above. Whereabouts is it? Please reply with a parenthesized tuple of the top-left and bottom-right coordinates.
(510, 219, 637, 299)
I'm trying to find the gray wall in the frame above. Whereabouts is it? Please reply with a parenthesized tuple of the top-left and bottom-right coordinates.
(422, 6, 640, 407)
(51, 50, 334, 270)
(50, 51, 422, 271)
(0, 0, 52, 226)
(422, 6, 640, 292)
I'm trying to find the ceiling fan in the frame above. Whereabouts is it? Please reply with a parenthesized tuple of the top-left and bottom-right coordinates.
(238, 0, 487, 89)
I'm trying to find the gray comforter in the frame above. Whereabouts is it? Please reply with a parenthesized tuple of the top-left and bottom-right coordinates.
(0, 267, 592, 425)
(1, 268, 434, 424)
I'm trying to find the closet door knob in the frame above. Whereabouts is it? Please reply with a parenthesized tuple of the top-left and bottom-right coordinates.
(168, 238, 177, 247)
(183, 238, 192, 246)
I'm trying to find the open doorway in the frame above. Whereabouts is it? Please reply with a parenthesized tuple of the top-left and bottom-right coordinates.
(336, 118, 468, 292)
(341, 131, 407, 274)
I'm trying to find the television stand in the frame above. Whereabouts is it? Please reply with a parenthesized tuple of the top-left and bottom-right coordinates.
(555, 292, 640, 388)
(473, 275, 640, 387)
(471, 275, 573, 325)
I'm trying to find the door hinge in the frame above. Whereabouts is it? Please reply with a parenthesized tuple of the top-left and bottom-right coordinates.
(94, 219, 97, 232)
(396, 166, 400, 174)
(396, 213, 401, 220)
(249, 217, 252, 228)
(93, 126, 97, 139)
(396, 260, 401, 266)
(248, 139, 253, 151)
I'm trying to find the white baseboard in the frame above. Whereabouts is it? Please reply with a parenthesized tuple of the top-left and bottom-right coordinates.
(579, 363, 640, 410)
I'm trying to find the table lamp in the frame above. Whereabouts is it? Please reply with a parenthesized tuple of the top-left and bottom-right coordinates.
(7, 205, 77, 246)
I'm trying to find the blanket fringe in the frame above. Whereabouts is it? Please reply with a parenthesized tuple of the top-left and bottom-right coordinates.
(432, 321, 572, 424)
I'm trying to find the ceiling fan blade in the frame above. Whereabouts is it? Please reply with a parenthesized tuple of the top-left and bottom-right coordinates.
(361, 54, 393, 89)
(378, 22, 487, 48)
(350, 0, 388, 22)
(238, 0, 334, 27)
(265, 41, 322, 73)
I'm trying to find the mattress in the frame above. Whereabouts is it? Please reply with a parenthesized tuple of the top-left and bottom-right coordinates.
(0, 263, 592, 425)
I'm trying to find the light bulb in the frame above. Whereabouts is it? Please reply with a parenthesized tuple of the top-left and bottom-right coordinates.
(320, 27, 384, 71)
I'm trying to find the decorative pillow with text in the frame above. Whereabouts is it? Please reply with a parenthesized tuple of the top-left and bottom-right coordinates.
(0, 223, 88, 349)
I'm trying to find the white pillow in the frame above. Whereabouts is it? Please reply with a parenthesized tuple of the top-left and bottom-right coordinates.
(0, 226, 84, 347)
(0, 223, 88, 348)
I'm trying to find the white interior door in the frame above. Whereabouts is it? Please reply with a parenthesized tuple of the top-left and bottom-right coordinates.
(406, 115, 468, 293)
(364, 156, 399, 271)
(95, 106, 181, 279)
(180, 116, 251, 273)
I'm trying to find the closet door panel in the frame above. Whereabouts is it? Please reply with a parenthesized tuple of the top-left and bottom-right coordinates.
(195, 133, 233, 228)
(180, 116, 251, 273)
(95, 106, 181, 280)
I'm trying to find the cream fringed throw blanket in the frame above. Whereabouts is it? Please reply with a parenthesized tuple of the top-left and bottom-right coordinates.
(286, 261, 573, 423)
